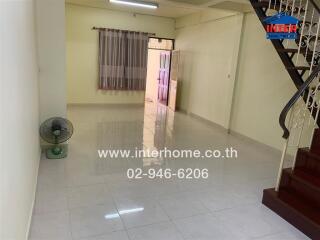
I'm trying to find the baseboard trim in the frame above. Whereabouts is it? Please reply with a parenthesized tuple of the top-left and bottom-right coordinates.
(229, 130, 282, 156)
(188, 112, 228, 133)
(176, 107, 187, 114)
(67, 103, 144, 108)
(177, 109, 283, 157)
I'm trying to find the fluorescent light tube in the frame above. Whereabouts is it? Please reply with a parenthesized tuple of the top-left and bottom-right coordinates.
(104, 207, 144, 220)
(119, 207, 144, 215)
(109, 0, 158, 9)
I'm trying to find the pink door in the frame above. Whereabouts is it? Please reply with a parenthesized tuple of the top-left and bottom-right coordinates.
(158, 52, 171, 105)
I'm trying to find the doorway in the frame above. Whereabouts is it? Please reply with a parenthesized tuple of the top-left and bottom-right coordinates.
(145, 38, 174, 106)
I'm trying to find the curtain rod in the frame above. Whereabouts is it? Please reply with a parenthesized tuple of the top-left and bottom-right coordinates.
(92, 27, 156, 36)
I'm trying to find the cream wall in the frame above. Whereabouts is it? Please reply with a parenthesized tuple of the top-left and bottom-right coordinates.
(229, 13, 296, 150)
(65, 4, 298, 150)
(66, 4, 175, 104)
(175, 10, 243, 129)
(175, 10, 298, 150)
(0, 0, 40, 239)
(36, 0, 67, 121)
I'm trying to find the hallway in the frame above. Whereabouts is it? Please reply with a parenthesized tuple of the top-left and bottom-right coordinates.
(29, 103, 309, 240)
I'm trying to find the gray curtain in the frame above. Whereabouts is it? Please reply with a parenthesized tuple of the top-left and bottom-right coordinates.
(99, 29, 149, 90)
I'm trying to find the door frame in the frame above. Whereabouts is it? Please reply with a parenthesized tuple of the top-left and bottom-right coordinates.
(158, 51, 172, 106)
(147, 37, 175, 106)
(168, 50, 180, 111)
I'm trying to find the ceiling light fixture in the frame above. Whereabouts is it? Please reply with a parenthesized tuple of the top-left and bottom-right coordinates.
(109, 0, 158, 9)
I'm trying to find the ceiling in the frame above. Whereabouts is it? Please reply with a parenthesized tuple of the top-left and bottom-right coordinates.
(210, 0, 252, 12)
(65, 0, 252, 18)
(168, 0, 214, 5)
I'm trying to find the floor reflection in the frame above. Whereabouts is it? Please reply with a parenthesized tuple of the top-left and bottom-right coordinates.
(29, 102, 309, 240)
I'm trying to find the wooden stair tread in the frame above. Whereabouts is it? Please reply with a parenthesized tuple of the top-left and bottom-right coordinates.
(295, 148, 320, 179)
(252, 1, 305, 12)
(281, 168, 320, 209)
(294, 168, 320, 188)
(263, 188, 320, 239)
(277, 48, 312, 55)
(282, 168, 320, 193)
(251, 2, 274, 7)
(311, 128, 320, 155)
(278, 189, 320, 225)
(277, 48, 299, 53)
(251, 1, 284, 8)
(299, 148, 320, 162)
(286, 66, 310, 71)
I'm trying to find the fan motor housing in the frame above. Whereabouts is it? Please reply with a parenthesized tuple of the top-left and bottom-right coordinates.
(39, 117, 73, 159)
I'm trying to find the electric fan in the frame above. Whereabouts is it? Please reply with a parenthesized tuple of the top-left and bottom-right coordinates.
(40, 117, 74, 159)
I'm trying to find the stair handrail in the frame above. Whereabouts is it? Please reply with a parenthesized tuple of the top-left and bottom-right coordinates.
(276, 64, 320, 191)
(279, 64, 320, 140)
(251, 0, 320, 191)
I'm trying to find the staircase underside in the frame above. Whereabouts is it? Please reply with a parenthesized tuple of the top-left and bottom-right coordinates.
(263, 188, 320, 239)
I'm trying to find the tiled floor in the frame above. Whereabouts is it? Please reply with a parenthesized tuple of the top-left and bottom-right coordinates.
(29, 103, 310, 240)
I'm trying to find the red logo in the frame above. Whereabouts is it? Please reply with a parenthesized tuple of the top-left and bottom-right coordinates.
(266, 24, 298, 33)
(264, 12, 299, 39)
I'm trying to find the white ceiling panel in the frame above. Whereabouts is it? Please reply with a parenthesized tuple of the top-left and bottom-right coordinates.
(65, 0, 202, 18)
(66, 0, 252, 18)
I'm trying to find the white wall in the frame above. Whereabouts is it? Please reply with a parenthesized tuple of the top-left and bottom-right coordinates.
(0, 0, 40, 239)
(66, 4, 175, 105)
(229, 13, 296, 150)
(175, 10, 243, 129)
(36, 0, 66, 121)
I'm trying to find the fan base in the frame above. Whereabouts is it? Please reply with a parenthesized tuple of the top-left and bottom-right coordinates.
(46, 144, 68, 159)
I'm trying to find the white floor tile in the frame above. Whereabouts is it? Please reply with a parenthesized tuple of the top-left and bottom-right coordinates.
(255, 231, 310, 240)
(200, 187, 258, 212)
(115, 197, 170, 229)
(127, 222, 184, 240)
(29, 104, 309, 240)
(158, 192, 208, 219)
(173, 213, 249, 240)
(67, 184, 111, 209)
(29, 211, 72, 239)
(69, 204, 124, 239)
(214, 203, 297, 238)
(33, 186, 68, 215)
(77, 230, 129, 240)
(66, 172, 106, 187)
(37, 170, 67, 190)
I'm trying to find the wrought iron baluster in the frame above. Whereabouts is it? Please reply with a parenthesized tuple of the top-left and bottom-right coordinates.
(296, 0, 309, 66)
(304, 9, 315, 65)
(310, 17, 320, 70)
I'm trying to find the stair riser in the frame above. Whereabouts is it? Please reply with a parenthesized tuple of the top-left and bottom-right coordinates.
(295, 150, 320, 176)
(263, 189, 320, 239)
(252, 3, 303, 14)
(280, 171, 320, 209)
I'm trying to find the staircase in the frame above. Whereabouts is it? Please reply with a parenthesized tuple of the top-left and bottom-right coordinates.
(263, 132, 320, 239)
(249, 0, 320, 239)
